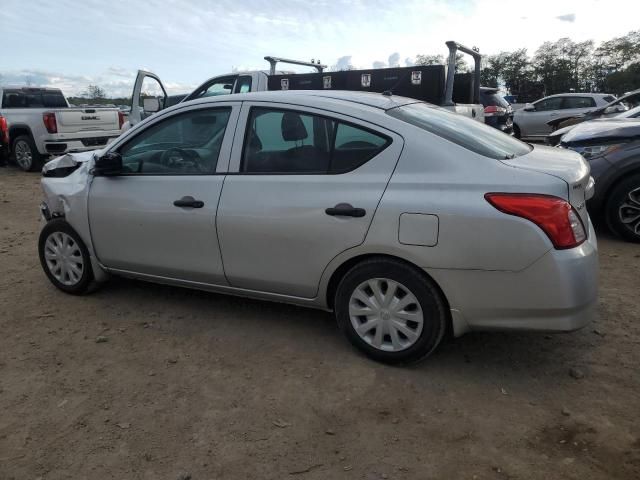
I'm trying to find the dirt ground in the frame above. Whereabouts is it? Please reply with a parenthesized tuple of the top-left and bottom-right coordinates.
(0, 165, 638, 480)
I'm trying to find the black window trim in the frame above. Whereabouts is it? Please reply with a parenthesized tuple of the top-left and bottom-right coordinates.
(238, 105, 392, 176)
(112, 105, 233, 177)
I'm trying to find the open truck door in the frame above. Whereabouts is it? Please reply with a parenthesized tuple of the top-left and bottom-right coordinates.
(128, 70, 168, 128)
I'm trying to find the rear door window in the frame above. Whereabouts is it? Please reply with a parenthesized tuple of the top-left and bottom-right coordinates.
(534, 97, 563, 111)
(562, 97, 596, 109)
(242, 107, 390, 174)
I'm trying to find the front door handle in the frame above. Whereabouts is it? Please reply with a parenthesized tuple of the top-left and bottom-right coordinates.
(173, 196, 204, 208)
(325, 203, 366, 218)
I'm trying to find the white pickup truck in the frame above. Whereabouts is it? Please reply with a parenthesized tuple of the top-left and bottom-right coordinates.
(0, 87, 124, 171)
(128, 41, 484, 128)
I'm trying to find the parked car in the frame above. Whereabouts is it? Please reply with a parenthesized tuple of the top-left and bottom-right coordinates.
(547, 104, 640, 146)
(557, 118, 640, 242)
(513, 93, 616, 140)
(547, 88, 640, 133)
(126, 41, 485, 129)
(0, 87, 124, 171)
(38, 91, 597, 364)
(480, 87, 513, 133)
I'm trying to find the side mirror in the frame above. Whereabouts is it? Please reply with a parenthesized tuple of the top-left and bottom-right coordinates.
(93, 152, 122, 176)
(143, 97, 161, 113)
(604, 106, 616, 114)
(523, 103, 535, 112)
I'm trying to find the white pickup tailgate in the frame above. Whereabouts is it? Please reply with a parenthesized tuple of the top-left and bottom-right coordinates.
(56, 109, 119, 134)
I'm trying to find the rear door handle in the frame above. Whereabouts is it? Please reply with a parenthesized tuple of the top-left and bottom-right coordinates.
(173, 196, 204, 208)
(325, 203, 366, 218)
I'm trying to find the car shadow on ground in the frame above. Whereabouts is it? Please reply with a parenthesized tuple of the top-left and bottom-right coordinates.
(97, 273, 592, 379)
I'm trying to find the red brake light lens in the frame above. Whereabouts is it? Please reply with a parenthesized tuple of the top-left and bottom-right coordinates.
(118, 110, 125, 129)
(0, 116, 8, 143)
(485, 193, 586, 249)
(43, 112, 57, 133)
(483, 105, 506, 116)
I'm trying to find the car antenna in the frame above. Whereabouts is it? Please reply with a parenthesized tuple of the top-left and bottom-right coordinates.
(382, 70, 413, 97)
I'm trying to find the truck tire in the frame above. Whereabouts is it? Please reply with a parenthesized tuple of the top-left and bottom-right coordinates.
(12, 134, 43, 172)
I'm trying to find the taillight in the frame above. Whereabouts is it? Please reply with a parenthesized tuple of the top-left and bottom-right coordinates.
(118, 110, 125, 129)
(485, 193, 586, 249)
(483, 105, 507, 117)
(0, 116, 8, 144)
(43, 112, 57, 133)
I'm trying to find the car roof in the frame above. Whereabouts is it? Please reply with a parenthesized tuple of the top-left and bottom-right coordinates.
(544, 92, 612, 98)
(183, 90, 419, 111)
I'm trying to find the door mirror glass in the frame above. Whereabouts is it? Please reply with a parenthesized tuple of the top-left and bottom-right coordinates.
(523, 103, 535, 112)
(143, 97, 160, 113)
(93, 152, 122, 176)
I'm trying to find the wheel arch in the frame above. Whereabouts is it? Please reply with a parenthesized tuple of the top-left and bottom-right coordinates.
(8, 124, 34, 149)
(325, 252, 450, 319)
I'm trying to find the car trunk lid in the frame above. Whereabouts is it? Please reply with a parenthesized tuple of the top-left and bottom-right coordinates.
(501, 144, 592, 226)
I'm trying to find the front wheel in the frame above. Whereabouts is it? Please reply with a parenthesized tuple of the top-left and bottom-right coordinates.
(38, 219, 96, 294)
(334, 258, 448, 364)
(606, 174, 640, 243)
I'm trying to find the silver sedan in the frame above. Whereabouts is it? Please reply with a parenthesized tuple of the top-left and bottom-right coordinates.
(38, 91, 598, 364)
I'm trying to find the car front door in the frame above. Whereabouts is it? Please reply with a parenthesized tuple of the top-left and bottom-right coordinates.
(129, 70, 169, 127)
(88, 103, 240, 284)
(524, 97, 564, 137)
(216, 102, 403, 298)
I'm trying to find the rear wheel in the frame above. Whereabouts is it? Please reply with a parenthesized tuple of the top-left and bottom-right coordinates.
(12, 135, 42, 172)
(334, 258, 447, 364)
(38, 219, 96, 294)
(606, 174, 640, 243)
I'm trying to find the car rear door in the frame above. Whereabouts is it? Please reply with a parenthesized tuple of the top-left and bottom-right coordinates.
(216, 102, 403, 298)
(88, 102, 240, 284)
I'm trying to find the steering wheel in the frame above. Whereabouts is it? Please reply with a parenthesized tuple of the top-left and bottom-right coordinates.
(160, 148, 205, 173)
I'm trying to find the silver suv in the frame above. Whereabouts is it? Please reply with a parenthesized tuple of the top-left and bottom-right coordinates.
(513, 93, 616, 140)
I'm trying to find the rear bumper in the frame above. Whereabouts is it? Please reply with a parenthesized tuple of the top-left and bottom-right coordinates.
(429, 220, 598, 336)
(43, 137, 118, 155)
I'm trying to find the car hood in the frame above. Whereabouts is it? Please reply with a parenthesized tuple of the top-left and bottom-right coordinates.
(561, 119, 640, 145)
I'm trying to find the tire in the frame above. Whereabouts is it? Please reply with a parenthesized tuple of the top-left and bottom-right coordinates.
(513, 124, 521, 139)
(605, 174, 640, 243)
(334, 258, 448, 365)
(38, 219, 96, 294)
(12, 134, 42, 172)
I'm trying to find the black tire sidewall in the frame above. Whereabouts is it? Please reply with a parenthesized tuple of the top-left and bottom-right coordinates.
(334, 259, 447, 365)
(13, 135, 41, 172)
(38, 219, 94, 294)
(606, 174, 640, 243)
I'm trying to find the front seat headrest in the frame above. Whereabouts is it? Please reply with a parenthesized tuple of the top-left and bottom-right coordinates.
(281, 112, 308, 142)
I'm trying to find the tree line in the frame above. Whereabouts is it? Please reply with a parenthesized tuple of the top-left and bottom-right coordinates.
(416, 30, 639, 102)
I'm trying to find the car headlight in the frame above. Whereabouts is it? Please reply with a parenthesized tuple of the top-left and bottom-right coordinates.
(571, 143, 623, 160)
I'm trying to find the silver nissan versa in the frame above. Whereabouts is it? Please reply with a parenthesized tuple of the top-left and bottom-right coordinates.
(38, 91, 598, 364)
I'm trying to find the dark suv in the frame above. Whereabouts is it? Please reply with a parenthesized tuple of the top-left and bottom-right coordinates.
(480, 87, 513, 134)
(559, 117, 640, 242)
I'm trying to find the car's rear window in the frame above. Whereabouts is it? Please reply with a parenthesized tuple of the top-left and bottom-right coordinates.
(480, 91, 510, 108)
(603, 95, 616, 103)
(387, 102, 532, 160)
(1, 89, 67, 108)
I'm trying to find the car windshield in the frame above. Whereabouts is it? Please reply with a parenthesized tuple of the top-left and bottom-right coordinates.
(387, 102, 532, 160)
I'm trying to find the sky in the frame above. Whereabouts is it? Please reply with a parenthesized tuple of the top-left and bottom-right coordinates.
(1, 0, 638, 97)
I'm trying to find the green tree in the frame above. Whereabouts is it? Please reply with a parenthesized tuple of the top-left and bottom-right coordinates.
(84, 84, 106, 100)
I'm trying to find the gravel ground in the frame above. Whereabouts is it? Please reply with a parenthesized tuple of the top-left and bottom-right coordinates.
(1, 166, 639, 480)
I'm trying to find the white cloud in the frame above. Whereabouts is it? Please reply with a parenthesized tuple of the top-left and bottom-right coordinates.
(1, 0, 638, 96)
